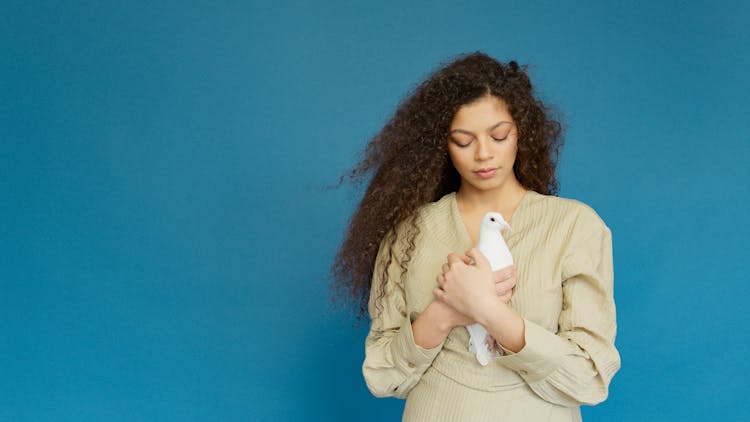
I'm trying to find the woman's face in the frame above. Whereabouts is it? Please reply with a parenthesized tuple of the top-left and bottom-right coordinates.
(447, 95, 520, 195)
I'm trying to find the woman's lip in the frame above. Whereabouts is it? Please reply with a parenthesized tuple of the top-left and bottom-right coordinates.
(474, 168, 497, 179)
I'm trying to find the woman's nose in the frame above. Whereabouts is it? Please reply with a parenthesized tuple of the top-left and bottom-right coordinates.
(474, 138, 493, 161)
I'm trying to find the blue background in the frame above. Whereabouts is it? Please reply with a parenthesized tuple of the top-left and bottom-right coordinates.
(2, 1, 748, 420)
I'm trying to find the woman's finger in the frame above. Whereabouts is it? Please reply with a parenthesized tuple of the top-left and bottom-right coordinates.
(495, 278, 516, 294)
(446, 253, 468, 265)
(495, 283, 505, 296)
(495, 281, 511, 294)
(433, 287, 447, 302)
(493, 265, 516, 283)
(496, 271, 517, 297)
(465, 248, 490, 269)
(495, 276, 517, 290)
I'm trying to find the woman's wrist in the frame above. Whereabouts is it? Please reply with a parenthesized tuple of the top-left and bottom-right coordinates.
(426, 301, 457, 335)
(476, 301, 526, 353)
(472, 295, 505, 326)
(412, 301, 453, 349)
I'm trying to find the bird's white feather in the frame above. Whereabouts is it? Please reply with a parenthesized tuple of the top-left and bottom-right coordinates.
(467, 211, 513, 366)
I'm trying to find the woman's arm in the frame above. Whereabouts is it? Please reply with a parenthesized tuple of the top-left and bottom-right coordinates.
(364, 228, 524, 398)
(435, 250, 526, 352)
(498, 223, 619, 406)
(419, 263, 519, 349)
(411, 301, 461, 349)
(437, 221, 620, 407)
(361, 233, 445, 399)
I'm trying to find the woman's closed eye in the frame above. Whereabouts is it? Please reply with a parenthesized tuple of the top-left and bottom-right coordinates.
(491, 129, 510, 142)
(450, 136, 473, 148)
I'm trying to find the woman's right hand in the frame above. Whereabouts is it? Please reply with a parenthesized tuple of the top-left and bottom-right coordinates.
(413, 298, 474, 349)
(430, 298, 475, 330)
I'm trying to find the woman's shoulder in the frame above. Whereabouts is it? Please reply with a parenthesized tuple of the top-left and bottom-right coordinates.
(525, 191, 609, 233)
(388, 192, 456, 243)
(400, 192, 460, 245)
(417, 192, 456, 221)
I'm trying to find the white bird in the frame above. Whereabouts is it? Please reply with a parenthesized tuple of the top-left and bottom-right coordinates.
(466, 211, 513, 366)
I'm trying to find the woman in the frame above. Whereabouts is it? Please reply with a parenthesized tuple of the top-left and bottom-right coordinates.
(332, 52, 620, 421)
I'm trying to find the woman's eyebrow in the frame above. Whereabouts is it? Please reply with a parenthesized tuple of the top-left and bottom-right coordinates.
(488, 121, 513, 131)
(450, 121, 512, 135)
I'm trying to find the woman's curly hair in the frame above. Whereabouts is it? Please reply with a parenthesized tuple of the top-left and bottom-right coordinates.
(332, 52, 563, 319)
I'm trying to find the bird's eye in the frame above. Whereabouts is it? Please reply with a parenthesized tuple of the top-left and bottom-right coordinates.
(490, 217, 496, 222)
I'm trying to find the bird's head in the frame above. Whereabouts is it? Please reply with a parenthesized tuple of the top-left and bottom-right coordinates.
(481, 212, 511, 232)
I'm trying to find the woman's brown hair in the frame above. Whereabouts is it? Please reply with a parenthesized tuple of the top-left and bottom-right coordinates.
(332, 52, 563, 319)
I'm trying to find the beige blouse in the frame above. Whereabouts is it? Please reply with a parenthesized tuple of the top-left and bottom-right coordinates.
(362, 190, 620, 417)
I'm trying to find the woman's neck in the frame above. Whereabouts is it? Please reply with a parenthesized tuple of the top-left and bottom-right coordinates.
(456, 181, 527, 220)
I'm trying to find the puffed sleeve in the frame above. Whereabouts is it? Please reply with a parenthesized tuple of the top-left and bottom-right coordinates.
(497, 211, 621, 406)
(362, 230, 443, 398)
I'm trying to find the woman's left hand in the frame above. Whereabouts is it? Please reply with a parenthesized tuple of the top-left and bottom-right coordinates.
(434, 248, 501, 321)
(493, 264, 517, 304)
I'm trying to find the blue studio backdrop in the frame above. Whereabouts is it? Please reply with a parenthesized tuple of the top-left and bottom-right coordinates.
(2, 1, 748, 420)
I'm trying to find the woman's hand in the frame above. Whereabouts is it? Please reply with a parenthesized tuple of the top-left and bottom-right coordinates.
(430, 252, 517, 330)
(429, 297, 475, 329)
(413, 298, 474, 349)
(434, 248, 502, 322)
(494, 264, 517, 304)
